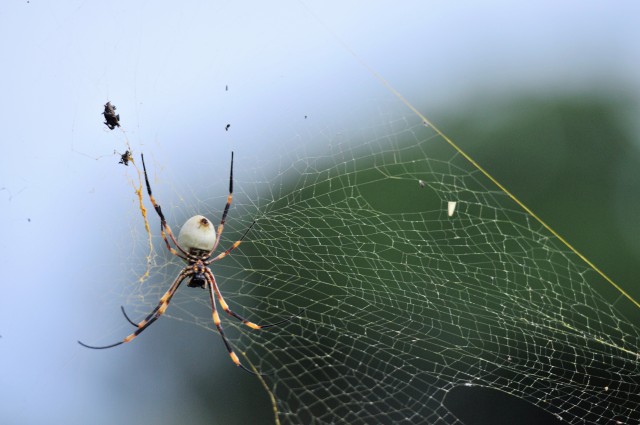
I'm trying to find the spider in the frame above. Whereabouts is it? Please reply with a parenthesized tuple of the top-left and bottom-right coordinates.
(79, 152, 298, 374)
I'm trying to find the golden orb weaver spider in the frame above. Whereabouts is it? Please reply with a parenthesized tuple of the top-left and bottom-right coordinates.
(79, 152, 299, 374)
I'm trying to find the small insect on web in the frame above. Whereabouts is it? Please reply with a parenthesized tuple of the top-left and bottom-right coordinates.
(102, 101, 120, 130)
(116, 150, 132, 166)
(78, 152, 302, 375)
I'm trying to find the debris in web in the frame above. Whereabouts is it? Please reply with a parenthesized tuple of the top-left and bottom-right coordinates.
(117, 150, 133, 166)
(102, 101, 121, 130)
(130, 154, 154, 284)
(447, 201, 457, 217)
(100, 101, 154, 284)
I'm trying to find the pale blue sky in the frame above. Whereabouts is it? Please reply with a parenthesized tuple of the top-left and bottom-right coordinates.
(1, 1, 639, 424)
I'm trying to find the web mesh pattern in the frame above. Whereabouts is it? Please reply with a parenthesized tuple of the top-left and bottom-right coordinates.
(121, 111, 640, 424)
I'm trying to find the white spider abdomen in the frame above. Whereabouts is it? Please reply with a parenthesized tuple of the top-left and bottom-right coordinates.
(177, 215, 216, 252)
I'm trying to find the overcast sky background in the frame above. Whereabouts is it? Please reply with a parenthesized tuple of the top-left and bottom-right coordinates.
(1, 1, 639, 424)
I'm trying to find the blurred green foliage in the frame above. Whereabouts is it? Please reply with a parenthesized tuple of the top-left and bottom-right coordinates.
(440, 94, 640, 295)
(158, 92, 640, 425)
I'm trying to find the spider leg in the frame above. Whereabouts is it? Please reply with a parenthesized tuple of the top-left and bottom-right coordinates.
(207, 151, 234, 256)
(205, 220, 256, 265)
(205, 269, 300, 330)
(140, 153, 192, 260)
(78, 269, 189, 349)
(206, 276, 268, 376)
(120, 305, 138, 327)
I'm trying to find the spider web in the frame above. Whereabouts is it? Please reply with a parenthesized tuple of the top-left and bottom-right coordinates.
(4, 2, 639, 424)
(108, 91, 640, 424)
(76, 5, 640, 423)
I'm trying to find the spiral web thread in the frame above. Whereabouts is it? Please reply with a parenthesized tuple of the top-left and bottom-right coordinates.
(109, 98, 640, 425)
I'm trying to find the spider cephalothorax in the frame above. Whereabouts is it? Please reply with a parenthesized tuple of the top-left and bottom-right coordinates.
(188, 261, 208, 288)
(79, 152, 299, 374)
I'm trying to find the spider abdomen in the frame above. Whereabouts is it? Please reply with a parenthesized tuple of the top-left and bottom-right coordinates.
(177, 215, 216, 252)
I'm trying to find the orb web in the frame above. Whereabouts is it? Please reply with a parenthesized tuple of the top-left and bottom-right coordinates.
(108, 99, 640, 424)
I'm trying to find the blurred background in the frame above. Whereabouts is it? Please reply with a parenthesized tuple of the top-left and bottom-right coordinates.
(1, 1, 639, 424)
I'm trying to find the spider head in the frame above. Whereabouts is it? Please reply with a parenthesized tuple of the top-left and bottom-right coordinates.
(187, 259, 209, 288)
(188, 271, 207, 288)
(178, 215, 216, 255)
